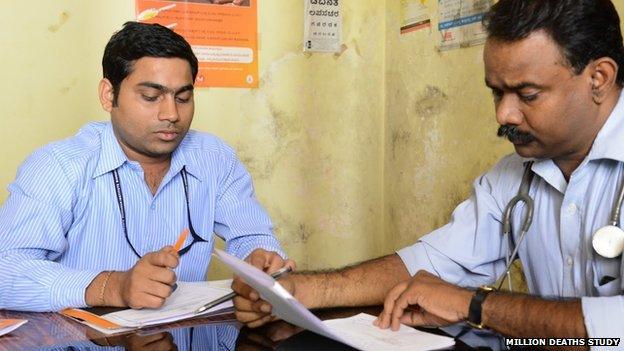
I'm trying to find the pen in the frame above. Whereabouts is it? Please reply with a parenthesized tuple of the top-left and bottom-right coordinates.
(171, 229, 189, 293)
(194, 265, 292, 314)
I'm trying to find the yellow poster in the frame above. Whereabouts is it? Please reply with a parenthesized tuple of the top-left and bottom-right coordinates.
(136, 0, 258, 88)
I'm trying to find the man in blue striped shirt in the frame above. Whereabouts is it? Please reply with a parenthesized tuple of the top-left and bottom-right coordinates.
(0, 22, 290, 312)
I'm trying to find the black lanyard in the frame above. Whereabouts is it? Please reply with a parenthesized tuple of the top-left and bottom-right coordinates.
(112, 166, 206, 258)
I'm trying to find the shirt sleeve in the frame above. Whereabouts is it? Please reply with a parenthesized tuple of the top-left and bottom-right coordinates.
(396, 166, 512, 288)
(212, 149, 285, 260)
(0, 149, 100, 312)
(582, 295, 624, 345)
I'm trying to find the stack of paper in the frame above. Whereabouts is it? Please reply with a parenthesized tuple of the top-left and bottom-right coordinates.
(214, 249, 455, 351)
(0, 319, 28, 337)
(61, 280, 233, 335)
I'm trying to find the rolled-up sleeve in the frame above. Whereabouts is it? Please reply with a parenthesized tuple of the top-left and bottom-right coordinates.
(397, 168, 511, 288)
(0, 149, 99, 311)
(213, 148, 285, 260)
(582, 296, 624, 345)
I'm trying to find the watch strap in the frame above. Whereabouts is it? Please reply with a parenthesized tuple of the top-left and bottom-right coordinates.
(467, 285, 496, 329)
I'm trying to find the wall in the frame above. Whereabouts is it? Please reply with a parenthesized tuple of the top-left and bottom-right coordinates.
(383, 1, 511, 251)
(0, 1, 386, 279)
(3, 1, 624, 280)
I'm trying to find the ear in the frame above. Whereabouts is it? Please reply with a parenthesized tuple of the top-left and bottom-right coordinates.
(98, 78, 115, 112)
(589, 57, 619, 104)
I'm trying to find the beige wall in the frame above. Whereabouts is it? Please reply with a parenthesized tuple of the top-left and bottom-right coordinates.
(383, 2, 511, 250)
(2, 1, 624, 280)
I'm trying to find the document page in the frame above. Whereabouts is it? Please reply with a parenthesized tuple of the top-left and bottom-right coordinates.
(323, 313, 455, 351)
(214, 249, 455, 351)
(104, 281, 233, 327)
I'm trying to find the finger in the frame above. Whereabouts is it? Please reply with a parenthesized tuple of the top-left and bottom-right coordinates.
(399, 308, 448, 327)
(232, 277, 260, 301)
(128, 293, 166, 309)
(142, 280, 175, 299)
(265, 255, 284, 274)
(234, 296, 271, 314)
(147, 250, 179, 269)
(390, 294, 412, 331)
(248, 250, 268, 270)
(376, 282, 407, 329)
(235, 309, 269, 324)
(247, 315, 276, 329)
(284, 259, 297, 271)
(148, 266, 177, 286)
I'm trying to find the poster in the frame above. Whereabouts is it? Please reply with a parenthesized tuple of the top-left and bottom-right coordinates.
(400, 0, 431, 35)
(136, 0, 258, 88)
(303, 0, 342, 53)
(438, 0, 492, 50)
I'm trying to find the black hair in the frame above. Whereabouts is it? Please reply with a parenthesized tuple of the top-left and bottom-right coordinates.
(102, 21, 198, 105)
(483, 0, 624, 86)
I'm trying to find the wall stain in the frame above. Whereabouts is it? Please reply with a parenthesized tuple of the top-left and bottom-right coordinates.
(391, 129, 411, 160)
(414, 85, 448, 118)
(297, 223, 312, 243)
(48, 12, 70, 33)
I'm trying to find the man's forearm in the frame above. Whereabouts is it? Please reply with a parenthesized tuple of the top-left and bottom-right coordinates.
(292, 253, 410, 309)
(483, 292, 587, 338)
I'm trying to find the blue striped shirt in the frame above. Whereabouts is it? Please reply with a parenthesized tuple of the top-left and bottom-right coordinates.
(0, 121, 284, 312)
(398, 91, 624, 342)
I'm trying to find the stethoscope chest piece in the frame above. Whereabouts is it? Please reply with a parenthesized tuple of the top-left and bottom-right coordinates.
(593, 225, 624, 259)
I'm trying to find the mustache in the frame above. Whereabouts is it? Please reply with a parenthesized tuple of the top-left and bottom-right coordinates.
(497, 125, 535, 144)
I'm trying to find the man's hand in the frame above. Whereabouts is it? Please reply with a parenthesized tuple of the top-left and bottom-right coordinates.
(232, 249, 296, 328)
(374, 270, 473, 331)
(114, 246, 179, 309)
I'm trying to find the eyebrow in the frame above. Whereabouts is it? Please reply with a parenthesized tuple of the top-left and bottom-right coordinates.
(137, 82, 194, 95)
(484, 79, 544, 91)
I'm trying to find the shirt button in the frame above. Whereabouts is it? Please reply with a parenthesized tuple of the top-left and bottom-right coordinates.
(566, 256, 573, 266)
(567, 203, 578, 215)
(150, 204, 156, 210)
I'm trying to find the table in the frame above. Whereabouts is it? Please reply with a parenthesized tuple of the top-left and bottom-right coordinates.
(0, 308, 505, 350)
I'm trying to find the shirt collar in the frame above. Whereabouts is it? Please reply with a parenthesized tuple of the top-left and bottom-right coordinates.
(586, 89, 624, 163)
(168, 134, 202, 182)
(92, 123, 202, 182)
(93, 122, 129, 178)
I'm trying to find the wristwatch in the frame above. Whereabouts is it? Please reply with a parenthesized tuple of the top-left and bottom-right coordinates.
(467, 285, 496, 329)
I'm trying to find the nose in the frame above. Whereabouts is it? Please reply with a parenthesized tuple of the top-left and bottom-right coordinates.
(495, 94, 523, 126)
(158, 95, 180, 123)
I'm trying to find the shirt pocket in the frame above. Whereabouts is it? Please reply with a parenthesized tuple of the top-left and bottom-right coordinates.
(591, 258, 622, 296)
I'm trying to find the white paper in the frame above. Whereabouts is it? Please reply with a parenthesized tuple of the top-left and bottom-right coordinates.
(84, 280, 233, 335)
(0, 319, 28, 337)
(325, 314, 455, 351)
(214, 249, 455, 351)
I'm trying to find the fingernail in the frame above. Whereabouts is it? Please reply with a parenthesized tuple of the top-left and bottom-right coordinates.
(260, 304, 270, 313)
(249, 292, 259, 300)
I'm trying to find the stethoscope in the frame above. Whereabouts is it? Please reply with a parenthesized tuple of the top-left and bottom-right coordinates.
(112, 166, 206, 258)
(498, 161, 624, 291)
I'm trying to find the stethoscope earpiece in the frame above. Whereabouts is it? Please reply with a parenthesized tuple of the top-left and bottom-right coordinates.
(592, 225, 624, 259)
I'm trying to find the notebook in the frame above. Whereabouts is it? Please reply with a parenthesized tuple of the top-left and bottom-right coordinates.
(60, 280, 234, 335)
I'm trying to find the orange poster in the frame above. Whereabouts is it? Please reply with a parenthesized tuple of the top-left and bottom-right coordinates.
(136, 0, 258, 88)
